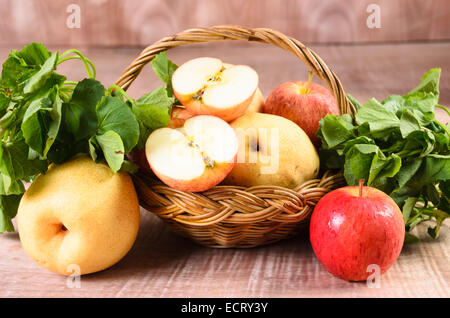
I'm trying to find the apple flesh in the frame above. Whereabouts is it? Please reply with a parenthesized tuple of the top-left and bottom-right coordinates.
(263, 75, 339, 146)
(145, 115, 238, 192)
(172, 57, 259, 122)
(309, 183, 405, 281)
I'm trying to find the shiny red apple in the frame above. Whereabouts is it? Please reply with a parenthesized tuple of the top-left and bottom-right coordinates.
(309, 181, 405, 281)
(263, 73, 339, 147)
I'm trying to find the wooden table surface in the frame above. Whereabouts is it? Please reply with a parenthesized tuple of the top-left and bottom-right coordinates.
(0, 41, 449, 298)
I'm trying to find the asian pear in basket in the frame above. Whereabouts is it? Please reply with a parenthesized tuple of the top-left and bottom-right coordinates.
(224, 112, 320, 188)
(263, 73, 339, 146)
(145, 115, 238, 192)
(17, 155, 140, 276)
(171, 57, 259, 122)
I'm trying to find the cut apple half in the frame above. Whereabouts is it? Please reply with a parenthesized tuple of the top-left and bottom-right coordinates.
(145, 115, 238, 192)
(171, 57, 259, 122)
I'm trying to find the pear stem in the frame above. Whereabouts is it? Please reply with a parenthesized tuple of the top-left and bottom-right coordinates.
(359, 179, 365, 197)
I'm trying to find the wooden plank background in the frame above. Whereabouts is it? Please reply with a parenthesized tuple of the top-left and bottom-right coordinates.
(1, 0, 450, 47)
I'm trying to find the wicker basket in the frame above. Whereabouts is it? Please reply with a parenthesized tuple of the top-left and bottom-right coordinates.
(115, 25, 352, 248)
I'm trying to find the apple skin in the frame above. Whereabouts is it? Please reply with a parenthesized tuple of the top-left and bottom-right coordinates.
(263, 81, 339, 146)
(176, 90, 256, 123)
(127, 148, 152, 174)
(309, 185, 405, 281)
(150, 159, 236, 192)
(172, 87, 263, 125)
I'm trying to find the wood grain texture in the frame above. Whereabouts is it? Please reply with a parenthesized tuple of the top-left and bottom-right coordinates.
(1, 209, 449, 297)
(0, 0, 450, 46)
(0, 42, 449, 297)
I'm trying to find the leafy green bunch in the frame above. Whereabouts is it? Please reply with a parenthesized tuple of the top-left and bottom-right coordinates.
(0, 43, 178, 233)
(317, 69, 450, 241)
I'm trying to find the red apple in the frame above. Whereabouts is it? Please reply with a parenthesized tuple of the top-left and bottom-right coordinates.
(263, 73, 339, 146)
(309, 181, 405, 281)
(127, 148, 151, 174)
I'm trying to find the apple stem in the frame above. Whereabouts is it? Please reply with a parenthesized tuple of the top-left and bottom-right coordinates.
(359, 179, 364, 197)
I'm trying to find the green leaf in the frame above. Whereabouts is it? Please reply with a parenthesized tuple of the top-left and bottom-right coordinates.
(355, 98, 400, 135)
(120, 160, 139, 174)
(368, 153, 402, 186)
(63, 78, 105, 140)
(42, 90, 63, 157)
(405, 232, 420, 244)
(1, 43, 51, 93)
(381, 94, 405, 115)
(423, 184, 440, 205)
(0, 138, 47, 183)
(394, 158, 422, 191)
(21, 89, 63, 157)
(403, 92, 437, 115)
(0, 194, 22, 233)
(402, 197, 417, 223)
(88, 136, 98, 162)
(96, 96, 139, 154)
(151, 51, 178, 96)
(406, 68, 441, 97)
(17, 43, 51, 66)
(132, 85, 173, 148)
(95, 130, 125, 173)
(346, 93, 362, 110)
(23, 52, 58, 94)
(318, 149, 344, 170)
(438, 180, 450, 213)
(316, 114, 355, 149)
(21, 97, 49, 154)
(399, 108, 421, 138)
(0, 175, 24, 195)
(414, 156, 450, 184)
(340, 136, 374, 156)
(398, 130, 435, 158)
(426, 209, 449, 239)
(0, 92, 10, 117)
(343, 144, 380, 185)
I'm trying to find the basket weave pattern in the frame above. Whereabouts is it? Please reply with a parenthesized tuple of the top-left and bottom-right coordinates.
(116, 26, 351, 248)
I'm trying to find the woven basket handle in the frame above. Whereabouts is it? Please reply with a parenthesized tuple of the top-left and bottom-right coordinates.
(115, 25, 355, 116)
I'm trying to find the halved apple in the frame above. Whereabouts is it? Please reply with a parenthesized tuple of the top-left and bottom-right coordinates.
(145, 115, 238, 192)
(171, 57, 259, 122)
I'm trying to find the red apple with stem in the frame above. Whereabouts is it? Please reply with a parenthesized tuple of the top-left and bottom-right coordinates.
(309, 179, 405, 281)
(263, 72, 339, 147)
